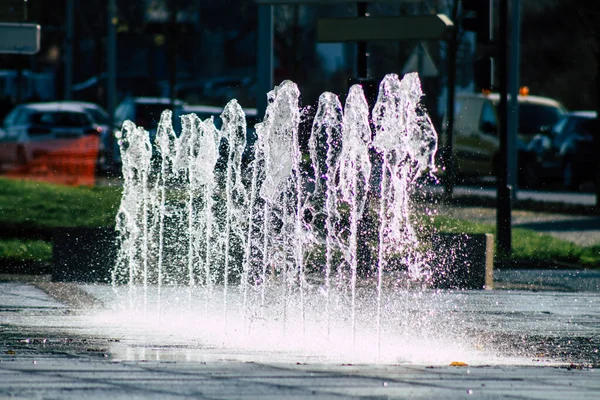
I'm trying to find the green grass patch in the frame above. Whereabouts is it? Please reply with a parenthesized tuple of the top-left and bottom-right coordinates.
(0, 177, 122, 230)
(0, 239, 52, 262)
(429, 215, 600, 268)
(0, 177, 598, 268)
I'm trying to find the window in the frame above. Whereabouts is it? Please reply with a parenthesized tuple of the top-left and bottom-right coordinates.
(479, 102, 497, 135)
(85, 108, 109, 125)
(114, 103, 131, 123)
(30, 112, 90, 127)
(518, 104, 565, 135)
(4, 108, 22, 127)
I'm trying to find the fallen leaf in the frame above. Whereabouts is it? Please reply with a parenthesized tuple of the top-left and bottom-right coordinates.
(5, 350, 16, 355)
(450, 361, 468, 367)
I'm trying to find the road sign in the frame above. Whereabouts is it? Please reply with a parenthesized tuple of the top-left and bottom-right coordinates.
(317, 14, 453, 42)
(0, 23, 40, 54)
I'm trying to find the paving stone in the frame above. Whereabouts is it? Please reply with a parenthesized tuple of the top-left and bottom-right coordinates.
(1, 281, 600, 399)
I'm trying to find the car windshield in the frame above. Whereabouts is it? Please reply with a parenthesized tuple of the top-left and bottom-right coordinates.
(518, 103, 565, 135)
(30, 111, 90, 127)
(568, 116, 597, 138)
(84, 107, 109, 125)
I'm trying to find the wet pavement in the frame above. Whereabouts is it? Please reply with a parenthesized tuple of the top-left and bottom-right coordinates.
(1, 278, 600, 399)
(1, 353, 598, 399)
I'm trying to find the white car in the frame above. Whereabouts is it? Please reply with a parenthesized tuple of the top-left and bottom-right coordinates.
(0, 102, 106, 170)
(446, 91, 566, 186)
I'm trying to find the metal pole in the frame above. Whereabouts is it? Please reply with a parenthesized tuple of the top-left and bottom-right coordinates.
(357, 2, 368, 78)
(64, 0, 74, 100)
(507, 0, 520, 196)
(257, 5, 273, 120)
(496, 0, 512, 256)
(107, 0, 117, 170)
(168, 0, 177, 109)
(444, 0, 459, 198)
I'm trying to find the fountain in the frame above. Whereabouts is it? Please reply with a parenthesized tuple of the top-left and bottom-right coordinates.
(106, 72, 486, 363)
(15, 72, 597, 369)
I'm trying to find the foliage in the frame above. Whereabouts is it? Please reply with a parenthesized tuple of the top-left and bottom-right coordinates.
(0, 239, 51, 262)
(0, 177, 598, 268)
(428, 214, 600, 268)
(0, 178, 122, 229)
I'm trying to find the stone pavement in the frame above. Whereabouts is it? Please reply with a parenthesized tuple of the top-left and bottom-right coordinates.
(1, 354, 599, 400)
(1, 280, 600, 399)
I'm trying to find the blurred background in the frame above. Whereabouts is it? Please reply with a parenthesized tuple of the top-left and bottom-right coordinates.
(0, 0, 598, 190)
(1, 0, 600, 277)
(0, 1, 596, 115)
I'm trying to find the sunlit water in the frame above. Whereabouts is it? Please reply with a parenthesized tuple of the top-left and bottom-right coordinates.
(64, 73, 597, 366)
(6, 282, 599, 365)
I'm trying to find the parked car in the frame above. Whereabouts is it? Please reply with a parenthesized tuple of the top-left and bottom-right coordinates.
(114, 97, 187, 160)
(114, 96, 187, 137)
(529, 111, 598, 190)
(182, 104, 259, 163)
(115, 97, 185, 134)
(445, 91, 566, 186)
(183, 104, 258, 131)
(53, 101, 119, 174)
(0, 102, 107, 170)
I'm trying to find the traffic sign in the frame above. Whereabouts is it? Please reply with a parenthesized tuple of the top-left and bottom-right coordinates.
(0, 23, 40, 54)
(317, 14, 453, 42)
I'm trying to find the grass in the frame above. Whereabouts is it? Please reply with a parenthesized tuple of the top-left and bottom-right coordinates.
(0, 177, 122, 229)
(429, 215, 600, 268)
(0, 177, 121, 264)
(0, 239, 52, 262)
(0, 176, 598, 268)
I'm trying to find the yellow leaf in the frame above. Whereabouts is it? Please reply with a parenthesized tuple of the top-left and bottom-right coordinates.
(450, 361, 468, 367)
(5, 350, 16, 355)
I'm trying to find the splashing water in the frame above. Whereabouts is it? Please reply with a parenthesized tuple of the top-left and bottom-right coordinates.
(112, 72, 444, 361)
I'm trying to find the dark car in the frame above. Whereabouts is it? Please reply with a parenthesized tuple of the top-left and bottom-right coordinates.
(445, 92, 566, 187)
(529, 111, 598, 190)
(114, 97, 187, 162)
(114, 97, 186, 139)
(182, 104, 258, 131)
(182, 104, 258, 164)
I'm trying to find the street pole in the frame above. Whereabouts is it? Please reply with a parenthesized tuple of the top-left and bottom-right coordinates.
(357, 2, 368, 79)
(64, 0, 74, 100)
(496, 0, 512, 256)
(168, 0, 177, 110)
(507, 0, 520, 198)
(257, 5, 273, 120)
(107, 0, 117, 171)
(444, 0, 459, 199)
